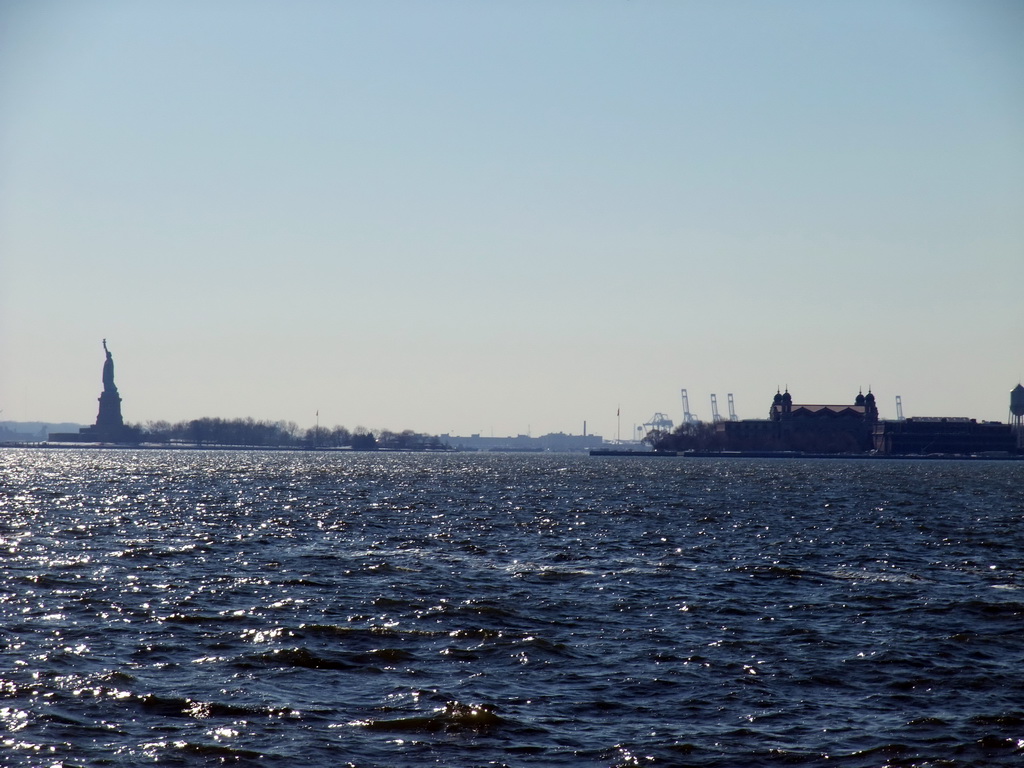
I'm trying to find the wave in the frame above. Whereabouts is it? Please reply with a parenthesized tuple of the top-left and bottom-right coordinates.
(351, 700, 506, 734)
(241, 647, 362, 672)
(134, 693, 300, 720)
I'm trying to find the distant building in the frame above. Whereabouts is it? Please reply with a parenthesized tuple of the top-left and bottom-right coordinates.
(442, 432, 604, 453)
(873, 418, 1016, 455)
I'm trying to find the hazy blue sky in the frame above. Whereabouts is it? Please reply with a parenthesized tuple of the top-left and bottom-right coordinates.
(2, 0, 1022, 437)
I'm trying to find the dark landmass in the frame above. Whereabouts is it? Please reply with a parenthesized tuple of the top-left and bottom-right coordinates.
(44, 417, 447, 452)
(17, 344, 1023, 458)
(34, 341, 447, 451)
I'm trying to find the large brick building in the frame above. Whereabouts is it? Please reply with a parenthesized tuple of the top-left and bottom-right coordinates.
(717, 389, 879, 453)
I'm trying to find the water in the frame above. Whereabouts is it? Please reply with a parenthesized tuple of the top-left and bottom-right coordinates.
(1, 449, 1022, 767)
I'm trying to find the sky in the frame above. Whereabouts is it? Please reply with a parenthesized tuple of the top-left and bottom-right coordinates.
(1, 0, 1022, 438)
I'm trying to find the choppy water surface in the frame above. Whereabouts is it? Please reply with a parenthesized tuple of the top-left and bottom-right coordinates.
(1, 449, 1022, 767)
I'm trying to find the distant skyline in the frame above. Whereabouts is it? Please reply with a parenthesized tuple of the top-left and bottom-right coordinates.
(2, 1, 1022, 436)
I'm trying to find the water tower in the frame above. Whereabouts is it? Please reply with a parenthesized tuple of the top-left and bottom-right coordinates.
(1011, 384, 1024, 448)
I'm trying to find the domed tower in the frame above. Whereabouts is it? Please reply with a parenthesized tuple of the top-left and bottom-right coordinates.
(781, 389, 792, 417)
(863, 390, 878, 423)
(771, 389, 784, 421)
(855, 390, 866, 407)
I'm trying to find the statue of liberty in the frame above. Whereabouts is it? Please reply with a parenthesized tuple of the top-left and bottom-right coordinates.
(96, 339, 124, 429)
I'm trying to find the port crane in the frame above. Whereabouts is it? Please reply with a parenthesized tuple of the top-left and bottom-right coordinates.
(895, 395, 905, 422)
(680, 389, 699, 424)
(727, 393, 739, 421)
(643, 413, 674, 434)
(710, 394, 723, 424)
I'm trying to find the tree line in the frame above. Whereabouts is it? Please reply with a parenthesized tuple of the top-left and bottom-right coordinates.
(646, 422, 723, 452)
(130, 417, 448, 451)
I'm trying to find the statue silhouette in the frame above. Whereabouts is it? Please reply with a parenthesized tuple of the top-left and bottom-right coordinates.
(95, 339, 124, 430)
(102, 339, 116, 392)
